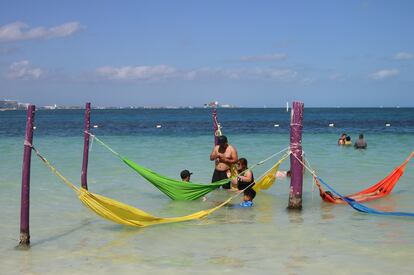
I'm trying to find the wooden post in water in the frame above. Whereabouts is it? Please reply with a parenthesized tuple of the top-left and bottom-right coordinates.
(81, 102, 91, 190)
(212, 108, 219, 145)
(19, 104, 35, 248)
(288, 101, 304, 210)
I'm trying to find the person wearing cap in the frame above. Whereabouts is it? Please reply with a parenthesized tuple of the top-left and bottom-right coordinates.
(210, 135, 238, 189)
(180, 169, 192, 182)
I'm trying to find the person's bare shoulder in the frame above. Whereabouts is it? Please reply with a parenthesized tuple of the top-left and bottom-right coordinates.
(229, 144, 237, 152)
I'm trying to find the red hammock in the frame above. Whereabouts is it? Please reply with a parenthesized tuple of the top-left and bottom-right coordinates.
(316, 152, 414, 204)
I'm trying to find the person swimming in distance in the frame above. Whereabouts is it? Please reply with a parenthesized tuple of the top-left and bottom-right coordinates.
(180, 169, 192, 182)
(354, 134, 367, 149)
(338, 133, 347, 145)
(344, 136, 352, 145)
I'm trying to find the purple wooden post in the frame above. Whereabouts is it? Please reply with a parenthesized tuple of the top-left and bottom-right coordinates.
(81, 102, 91, 190)
(212, 108, 219, 145)
(288, 101, 304, 210)
(19, 104, 35, 248)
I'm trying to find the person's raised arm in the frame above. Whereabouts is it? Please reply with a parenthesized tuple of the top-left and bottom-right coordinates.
(210, 146, 218, 161)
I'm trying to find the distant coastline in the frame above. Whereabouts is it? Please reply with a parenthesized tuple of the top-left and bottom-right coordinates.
(0, 99, 411, 111)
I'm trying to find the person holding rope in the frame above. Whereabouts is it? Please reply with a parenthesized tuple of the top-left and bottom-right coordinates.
(210, 135, 238, 189)
(230, 157, 254, 191)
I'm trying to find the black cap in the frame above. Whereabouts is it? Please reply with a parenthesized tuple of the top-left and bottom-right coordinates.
(217, 135, 228, 145)
(180, 170, 193, 179)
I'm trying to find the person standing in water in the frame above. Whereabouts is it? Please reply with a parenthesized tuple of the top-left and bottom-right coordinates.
(354, 134, 367, 149)
(210, 135, 238, 189)
(230, 158, 254, 190)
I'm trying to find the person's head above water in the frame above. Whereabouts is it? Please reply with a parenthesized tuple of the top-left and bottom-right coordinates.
(359, 133, 364, 139)
(237, 158, 248, 169)
(346, 136, 351, 141)
(243, 188, 256, 202)
(180, 169, 192, 182)
(217, 135, 228, 146)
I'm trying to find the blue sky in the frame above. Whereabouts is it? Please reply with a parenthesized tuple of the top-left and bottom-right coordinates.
(0, 0, 413, 107)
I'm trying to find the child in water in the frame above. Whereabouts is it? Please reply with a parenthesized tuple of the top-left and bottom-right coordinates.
(239, 188, 256, 207)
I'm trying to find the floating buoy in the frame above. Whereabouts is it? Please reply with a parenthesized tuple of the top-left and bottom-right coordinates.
(385, 123, 391, 127)
(156, 125, 162, 128)
(93, 125, 98, 128)
(33, 126, 37, 130)
(274, 124, 280, 127)
(329, 123, 334, 127)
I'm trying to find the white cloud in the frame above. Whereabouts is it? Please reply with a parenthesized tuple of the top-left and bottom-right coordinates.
(0, 21, 82, 42)
(96, 64, 298, 82)
(240, 53, 287, 62)
(6, 60, 44, 80)
(330, 73, 346, 82)
(394, 52, 413, 60)
(251, 68, 297, 81)
(369, 69, 399, 80)
(96, 65, 177, 80)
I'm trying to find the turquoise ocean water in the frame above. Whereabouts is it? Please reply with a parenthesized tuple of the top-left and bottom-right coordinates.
(1, 108, 414, 274)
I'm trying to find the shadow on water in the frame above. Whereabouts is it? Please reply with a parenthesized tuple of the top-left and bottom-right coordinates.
(27, 219, 95, 248)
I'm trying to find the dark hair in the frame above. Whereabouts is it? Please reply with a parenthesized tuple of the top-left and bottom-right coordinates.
(244, 188, 256, 200)
(286, 170, 291, 177)
(238, 158, 248, 167)
(180, 170, 192, 179)
(217, 135, 228, 145)
(341, 133, 347, 137)
(359, 134, 364, 139)
(346, 136, 351, 141)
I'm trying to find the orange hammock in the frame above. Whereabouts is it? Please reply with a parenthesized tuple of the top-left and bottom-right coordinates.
(315, 152, 414, 204)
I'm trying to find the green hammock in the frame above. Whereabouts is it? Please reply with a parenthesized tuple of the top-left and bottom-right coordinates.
(122, 157, 229, 200)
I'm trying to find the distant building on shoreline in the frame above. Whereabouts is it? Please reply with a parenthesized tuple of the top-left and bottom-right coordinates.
(0, 100, 29, 110)
(204, 101, 233, 108)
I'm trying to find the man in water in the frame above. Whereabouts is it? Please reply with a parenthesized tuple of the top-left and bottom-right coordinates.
(210, 135, 238, 189)
(180, 169, 192, 182)
(354, 134, 367, 149)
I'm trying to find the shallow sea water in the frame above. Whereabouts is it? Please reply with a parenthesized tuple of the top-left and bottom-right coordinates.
(1, 108, 414, 274)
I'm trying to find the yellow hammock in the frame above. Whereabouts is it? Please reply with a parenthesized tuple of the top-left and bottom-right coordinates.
(32, 146, 286, 227)
(254, 155, 287, 192)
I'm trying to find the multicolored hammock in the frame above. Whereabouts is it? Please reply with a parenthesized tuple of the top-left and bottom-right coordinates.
(315, 152, 414, 204)
(316, 176, 414, 217)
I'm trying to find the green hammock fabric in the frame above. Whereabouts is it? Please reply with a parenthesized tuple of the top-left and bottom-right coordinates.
(122, 157, 230, 200)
